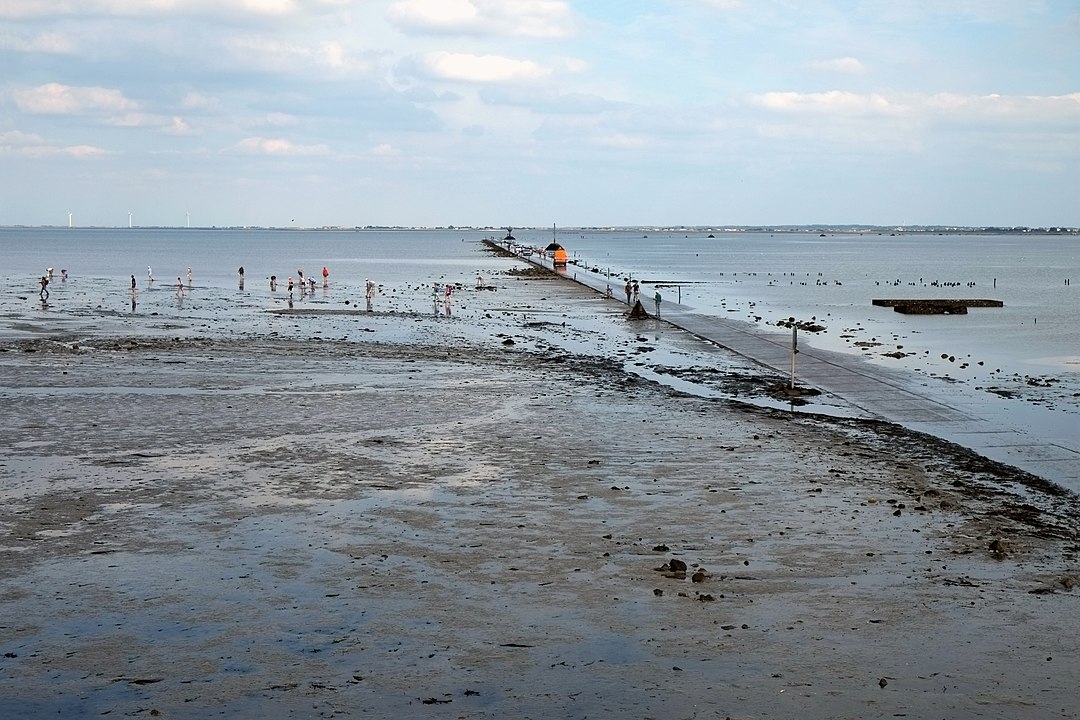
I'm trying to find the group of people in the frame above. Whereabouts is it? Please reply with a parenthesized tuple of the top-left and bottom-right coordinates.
(34, 263, 474, 318)
(37, 267, 67, 301)
(268, 266, 331, 294)
(622, 277, 663, 318)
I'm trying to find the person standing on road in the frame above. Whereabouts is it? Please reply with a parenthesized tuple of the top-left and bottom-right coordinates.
(624, 280, 632, 305)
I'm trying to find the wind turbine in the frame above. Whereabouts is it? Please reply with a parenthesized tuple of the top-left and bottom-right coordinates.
(128, 211, 133, 229)
(68, 212, 73, 228)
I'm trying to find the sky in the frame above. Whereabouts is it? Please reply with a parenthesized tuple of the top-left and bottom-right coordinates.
(2, 0, 1078, 228)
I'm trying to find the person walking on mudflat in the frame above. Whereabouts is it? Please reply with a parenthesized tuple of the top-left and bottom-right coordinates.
(39, 275, 49, 301)
(624, 280, 632, 305)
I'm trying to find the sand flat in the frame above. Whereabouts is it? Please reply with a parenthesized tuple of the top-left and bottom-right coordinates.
(1, 275, 1078, 719)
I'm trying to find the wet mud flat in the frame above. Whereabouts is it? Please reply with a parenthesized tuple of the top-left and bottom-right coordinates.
(1, 330, 1079, 719)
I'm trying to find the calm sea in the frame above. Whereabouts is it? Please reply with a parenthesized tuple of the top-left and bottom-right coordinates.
(514, 228, 1080, 384)
(3, 225, 1078, 410)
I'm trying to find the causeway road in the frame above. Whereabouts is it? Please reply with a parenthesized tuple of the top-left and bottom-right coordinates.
(506, 244, 1079, 490)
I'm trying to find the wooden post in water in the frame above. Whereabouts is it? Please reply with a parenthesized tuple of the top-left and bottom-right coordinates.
(790, 320, 798, 391)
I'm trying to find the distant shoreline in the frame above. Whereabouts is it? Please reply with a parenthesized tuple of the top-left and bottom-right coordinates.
(3, 224, 1077, 235)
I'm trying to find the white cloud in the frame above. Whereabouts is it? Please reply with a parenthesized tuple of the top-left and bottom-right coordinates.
(0, 130, 46, 145)
(749, 90, 1080, 126)
(1, 143, 108, 158)
(319, 40, 347, 68)
(222, 34, 368, 75)
(923, 92, 1080, 123)
(0, 0, 304, 20)
(372, 143, 400, 157)
(229, 136, 330, 156)
(261, 112, 299, 126)
(749, 90, 900, 116)
(14, 82, 138, 115)
(808, 57, 867, 75)
(414, 51, 551, 83)
(164, 116, 195, 135)
(387, 0, 576, 38)
(387, 0, 478, 31)
(0, 29, 77, 53)
(695, 0, 742, 8)
(0, 129, 108, 158)
(181, 92, 220, 112)
(597, 133, 647, 149)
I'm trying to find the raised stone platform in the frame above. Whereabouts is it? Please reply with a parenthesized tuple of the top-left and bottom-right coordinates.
(872, 298, 1004, 314)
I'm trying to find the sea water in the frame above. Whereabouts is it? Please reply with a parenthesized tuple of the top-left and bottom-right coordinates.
(2, 225, 1077, 431)
(0, 226, 508, 338)
(515, 229, 1080, 390)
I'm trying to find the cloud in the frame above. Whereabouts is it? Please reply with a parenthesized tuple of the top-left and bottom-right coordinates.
(0, 130, 46, 145)
(0, 29, 77, 53)
(14, 82, 138, 115)
(749, 90, 1080, 126)
(694, 0, 742, 8)
(596, 133, 647, 149)
(260, 112, 299, 126)
(221, 34, 369, 76)
(412, 51, 551, 83)
(0, 130, 108, 158)
(480, 86, 613, 115)
(32, 144, 109, 158)
(372, 143, 400, 157)
(0, 0, 307, 20)
(749, 91, 900, 116)
(181, 92, 220, 112)
(164, 116, 195, 135)
(808, 57, 867, 75)
(387, 0, 576, 38)
(228, 136, 330, 156)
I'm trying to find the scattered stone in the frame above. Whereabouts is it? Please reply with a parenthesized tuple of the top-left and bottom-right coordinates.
(669, 558, 687, 572)
(988, 538, 1010, 558)
(878, 677, 888, 688)
(653, 544, 670, 552)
